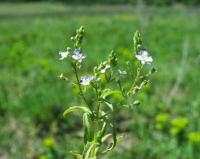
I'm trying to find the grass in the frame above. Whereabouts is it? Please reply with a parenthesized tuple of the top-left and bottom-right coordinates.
(0, 2, 200, 159)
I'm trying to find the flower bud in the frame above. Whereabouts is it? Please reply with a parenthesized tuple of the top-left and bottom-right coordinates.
(108, 50, 117, 66)
(133, 30, 142, 54)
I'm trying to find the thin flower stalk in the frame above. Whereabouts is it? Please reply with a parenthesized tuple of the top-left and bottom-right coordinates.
(58, 26, 155, 159)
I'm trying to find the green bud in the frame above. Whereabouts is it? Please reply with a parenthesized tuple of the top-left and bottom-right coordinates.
(71, 26, 85, 48)
(133, 30, 142, 54)
(108, 50, 117, 66)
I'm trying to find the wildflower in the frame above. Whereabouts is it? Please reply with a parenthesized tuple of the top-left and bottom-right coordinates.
(72, 48, 86, 63)
(80, 75, 94, 86)
(136, 49, 153, 64)
(101, 64, 110, 73)
(59, 47, 70, 60)
(118, 69, 127, 75)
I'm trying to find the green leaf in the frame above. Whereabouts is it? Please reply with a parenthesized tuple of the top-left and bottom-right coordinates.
(82, 142, 92, 158)
(70, 151, 82, 159)
(96, 122, 107, 143)
(101, 89, 123, 100)
(63, 106, 92, 117)
(101, 133, 112, 143)
(83, 113, 92, 144)
(84, 142, 96, 159)
(100, 133, 124, 157)
(101, 123, 117, 155)
(110, 124, 117, 150)
(133, 100, 140, 105)
(104, 102, 113, 111)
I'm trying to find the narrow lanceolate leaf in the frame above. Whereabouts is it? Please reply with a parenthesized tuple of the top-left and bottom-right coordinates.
(133, 30, 142, 54)
(70, 151, 83, 159)
(83, 113, 92, 144)
(133, 100, 140, 106)
(101, 124, 117, 155)
(63, 106, 92, 117)
(101, 89, 123, 100)
(101, 133, 112, 143)
(96, 122, 107, 143)
(109, 124, 117, 150)
(104, 102, 113, 111)
(84, 142, 96, 159)
(100, 133, 124, 157)
(82, 142, 92, 158)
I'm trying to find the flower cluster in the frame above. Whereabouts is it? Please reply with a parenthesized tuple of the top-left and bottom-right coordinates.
(59, 48, 86, 62)
(58, 26, 155, 159)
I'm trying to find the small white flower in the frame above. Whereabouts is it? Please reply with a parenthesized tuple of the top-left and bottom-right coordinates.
(59, 47, 70, 60)
(80, 75, 94, 86)
(72, 49, 86, 63)
(101, 64, 110, 73)
(59, 51, 69, 60)
(118, 69, 127, 75)
(136, 49, 153, 64)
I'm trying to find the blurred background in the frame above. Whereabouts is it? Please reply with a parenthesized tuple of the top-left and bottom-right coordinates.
(0, 0, 200, 159)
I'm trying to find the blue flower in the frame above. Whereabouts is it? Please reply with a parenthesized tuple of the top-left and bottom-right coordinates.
(80, 75, 94, 85)
(72, 48, 86, 63)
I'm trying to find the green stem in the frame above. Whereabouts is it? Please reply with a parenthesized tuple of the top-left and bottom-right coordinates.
(72, 63, 91, 110)
(117, 80, 126, 98)
(91, 82, 101, 117)
(128, 64, 143, 95)
(105, 73, 109, 82)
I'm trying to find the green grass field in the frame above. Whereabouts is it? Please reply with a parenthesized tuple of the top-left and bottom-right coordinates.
(0, 3, 200, 159)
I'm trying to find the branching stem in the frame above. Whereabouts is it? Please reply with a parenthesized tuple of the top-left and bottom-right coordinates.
(128, 64, 143, 95)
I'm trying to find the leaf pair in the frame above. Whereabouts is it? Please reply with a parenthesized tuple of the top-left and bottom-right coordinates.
(63, 106, 92, 117)
(101, 89, 123, 100)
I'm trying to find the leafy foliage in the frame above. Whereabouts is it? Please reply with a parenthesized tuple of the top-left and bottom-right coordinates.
(0, 3, 200, 159)
(59, 26, 155, 158)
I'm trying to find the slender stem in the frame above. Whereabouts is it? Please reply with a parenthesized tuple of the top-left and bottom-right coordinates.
(72, 63, 91, 110)
(117, 80, 122, 92)
(128, 64, 143, 94)
(91, 83, 102, 141)
(92, 84, 101, 118)
(92, 83, 99, 100)
(105, 73, 109, 82)
(117, 80, 126, 97)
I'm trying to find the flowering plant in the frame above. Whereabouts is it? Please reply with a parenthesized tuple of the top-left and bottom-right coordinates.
(58, 26, 155, 159)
